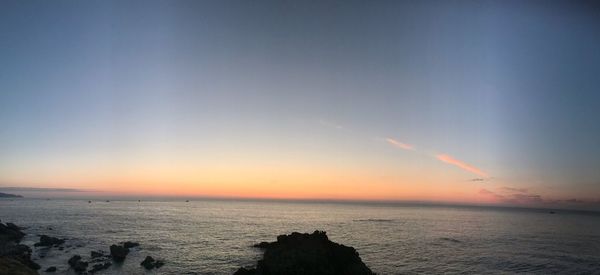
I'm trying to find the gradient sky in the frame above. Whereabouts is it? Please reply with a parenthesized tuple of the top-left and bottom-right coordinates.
(1, 0, 600, 208)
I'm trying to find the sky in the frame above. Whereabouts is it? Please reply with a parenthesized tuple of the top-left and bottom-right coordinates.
(1, 0, 600, 209)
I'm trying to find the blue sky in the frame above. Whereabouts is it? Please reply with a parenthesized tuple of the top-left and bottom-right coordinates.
(1, 0, 599, 207)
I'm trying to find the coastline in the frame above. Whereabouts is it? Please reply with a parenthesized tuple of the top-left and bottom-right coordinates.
(0, 219, 374, 275)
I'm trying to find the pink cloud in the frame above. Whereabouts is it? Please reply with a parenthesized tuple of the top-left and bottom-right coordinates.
(385, 138, 414, 151)
(436, 154, 488, 177)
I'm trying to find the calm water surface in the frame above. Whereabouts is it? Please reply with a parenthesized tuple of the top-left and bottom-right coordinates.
(1, 199, 599, 274)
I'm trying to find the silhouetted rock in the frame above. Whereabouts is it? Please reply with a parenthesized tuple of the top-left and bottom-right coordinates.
(89, 262, 111, 273)
(109, 244, 129, 262)
(0, 257, 37, 275)
(45, 266, 57, 272)
(253, 242, 271, 249)
(140, 256, 154, 269)
(0, 243, 40, 271)
(34, 235, 65, 247)
(0, 221, 40, 273)
(6, 223, 20, 231)
(236, 231, 374, 275)
(90, 250, 104, 258)
(140, 255, 164, 270)
(123, 241, 139, 249)
(68, 255, 88, 273)
(0, 222, 25, 243)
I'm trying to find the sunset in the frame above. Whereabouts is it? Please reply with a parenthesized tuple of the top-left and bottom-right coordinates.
(1, 1, 599, 274)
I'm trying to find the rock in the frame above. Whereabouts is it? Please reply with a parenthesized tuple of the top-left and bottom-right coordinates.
(0, 222, 41, 272)
(6, 223, 20, 231)
(140, 256, 164, 270)
(0, 244, 40, 271)
(109, 244, 129, 262)
(123, 241, 139, 249)
(68, 255, 88, 273)
(34, 235, 65, 247)
(0, 257, 37, 275)
(90, 250, 104, 258)
(155, 260, 165, 268)
(0, 222, 25, 243)
(89, 262, 111, 273)
(235, 267, 260, 275)
(236, 231, 374, 275)
(140, 256, 155, 269)
(253, 242, 271, 249)
(45, 266, 57, 272)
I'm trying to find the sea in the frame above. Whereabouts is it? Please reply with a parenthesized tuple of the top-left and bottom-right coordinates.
(1, 198, 600, 274)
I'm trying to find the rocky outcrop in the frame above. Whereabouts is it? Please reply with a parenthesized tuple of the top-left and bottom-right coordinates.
(0, 222, 40, 275)
(0, 257, 37, 275)
(235, 231, 374, 275)
(68, 255, 88, 273)
(34, 235, 65, 247)
(90, 250, 104, 258)
(109, 244, 129, 262)
(0, 222, 25, 243)
(140, 256, 164, 270)
(89, 262, 111, 273)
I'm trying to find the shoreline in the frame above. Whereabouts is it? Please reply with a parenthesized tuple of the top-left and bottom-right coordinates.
(0, 220, 374, 275)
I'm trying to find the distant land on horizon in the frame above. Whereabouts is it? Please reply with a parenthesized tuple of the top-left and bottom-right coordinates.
(5, 193, 599, 214)
(0, 192, 23, 198)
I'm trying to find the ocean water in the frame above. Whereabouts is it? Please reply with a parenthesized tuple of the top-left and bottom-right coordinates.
(1, 198, 600, 274)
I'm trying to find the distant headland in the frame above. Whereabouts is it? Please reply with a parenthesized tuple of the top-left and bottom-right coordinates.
(0, 193, 22, 198)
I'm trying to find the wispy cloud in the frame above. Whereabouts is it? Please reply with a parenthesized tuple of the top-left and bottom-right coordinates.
(385, 138, 414, 151)
(479, 188, 506, 201)
(436, 154, 488, 177)
(500, 186, 528, 193)
(480, 188, 600, 207)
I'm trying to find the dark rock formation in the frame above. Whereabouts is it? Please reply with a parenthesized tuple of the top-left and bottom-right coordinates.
(0, 222, 25, 243)
(0, 257, 37, 275)
(0, 221, 40, 274)
(140, 255, 164, 270)
(123, 241, 139, 249)
(235, 231, 374, 275)
(6, 223, 21, 231)
(109, 244, 129, 262)
(0, 243, 40, 271)
(34, 235, 65, 247)
(89, 262, 111, 273)
(45, 266, 57, 272)
(0, 192, 23, 198)
(68, 255, 88, 273)
(90, 250, 104, 258)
